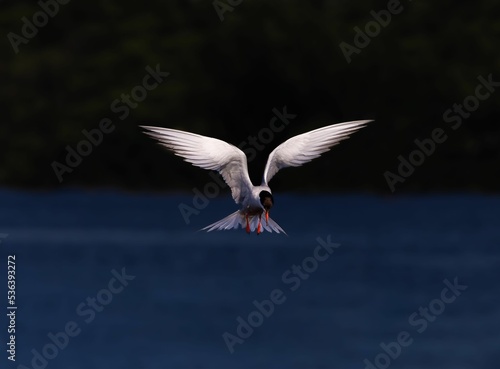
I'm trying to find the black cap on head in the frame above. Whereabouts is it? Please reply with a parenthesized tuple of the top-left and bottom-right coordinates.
(259, 190, 274, 210)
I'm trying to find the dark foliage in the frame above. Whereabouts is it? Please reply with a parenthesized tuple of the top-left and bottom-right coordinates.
(1, 0, 499, 193)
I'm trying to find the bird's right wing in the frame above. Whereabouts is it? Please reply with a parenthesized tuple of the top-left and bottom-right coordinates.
(141, 126, 253, 204)
(262, 120, 372, 185)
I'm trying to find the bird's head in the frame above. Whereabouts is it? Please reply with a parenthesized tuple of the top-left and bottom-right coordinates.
(259, 190, 274, 223)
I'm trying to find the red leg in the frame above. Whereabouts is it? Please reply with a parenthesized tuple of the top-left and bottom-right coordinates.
(246, 214, 250, 234)
(257, 216, 262, 235)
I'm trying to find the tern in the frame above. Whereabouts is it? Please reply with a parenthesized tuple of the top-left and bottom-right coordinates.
(141, 120, 371, 235)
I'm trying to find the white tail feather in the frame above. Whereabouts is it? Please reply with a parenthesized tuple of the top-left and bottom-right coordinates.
(201, 211, 287, 235)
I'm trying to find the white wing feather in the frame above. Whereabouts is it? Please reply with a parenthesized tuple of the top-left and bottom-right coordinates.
(262, 120, 372, 185)
(141, 126, 253, 204)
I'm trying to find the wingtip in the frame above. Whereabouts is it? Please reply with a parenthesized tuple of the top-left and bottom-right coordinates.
(139, 125, 156, 132)
(346, 119, 374, 126)
(139, 125, 154, 135)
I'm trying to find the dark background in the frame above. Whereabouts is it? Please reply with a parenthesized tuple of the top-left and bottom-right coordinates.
(1, 2, 500, 369)
(2, 0, 499, 193)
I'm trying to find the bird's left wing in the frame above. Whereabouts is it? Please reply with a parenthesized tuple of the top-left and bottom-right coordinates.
(141, 126, 253, 204)
(262, 120, 372, 185)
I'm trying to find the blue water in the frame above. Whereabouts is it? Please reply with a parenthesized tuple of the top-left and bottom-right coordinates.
(0, 190, 499, 369)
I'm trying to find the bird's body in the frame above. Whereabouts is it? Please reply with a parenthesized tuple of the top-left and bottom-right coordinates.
(141, 120, 372, 235)
(206, 185, 282, 235)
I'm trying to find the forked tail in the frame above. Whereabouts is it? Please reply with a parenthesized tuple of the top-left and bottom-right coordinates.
(201, 210, 287, 235)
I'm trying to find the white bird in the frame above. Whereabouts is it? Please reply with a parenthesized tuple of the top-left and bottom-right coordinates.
(141, 120, 372, 235)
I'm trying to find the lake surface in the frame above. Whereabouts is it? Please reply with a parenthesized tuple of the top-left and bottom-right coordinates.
(0, 190, 499, 369)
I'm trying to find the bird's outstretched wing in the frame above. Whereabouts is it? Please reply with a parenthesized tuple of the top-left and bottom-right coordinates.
(262, 120, 372, 185)
(141, 126, 253, 204)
